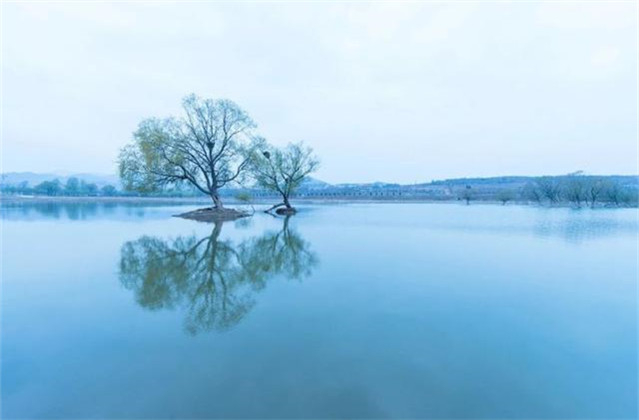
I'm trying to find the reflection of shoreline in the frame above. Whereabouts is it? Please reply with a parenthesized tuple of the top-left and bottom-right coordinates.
(426, 214, 638, 243)
(532, 217, 638, 243)
(119, 218, 318, 335)
(4, 201, 635, 244)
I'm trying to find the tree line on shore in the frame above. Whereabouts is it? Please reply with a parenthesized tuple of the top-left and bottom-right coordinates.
(0, 177, 120, 197)
(457, 173, 637, 207)
(521, 174, 637, 207)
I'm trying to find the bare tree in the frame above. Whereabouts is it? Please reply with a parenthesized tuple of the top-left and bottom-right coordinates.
(604, 180, 623, 206)
(535, 176, 561, 204)
(250, 141, 319, 214)
(496, 189, 515, 205)
(522, 182, 543, 203)
(118, 94, 260, 209)
(585, 177, 606, 208)
(459, 185, 473, 205)
(620, 189, 639, 207)
(562, 175, 587, 207)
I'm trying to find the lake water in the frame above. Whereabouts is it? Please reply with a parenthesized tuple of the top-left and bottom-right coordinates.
(1, 202, 637, 419)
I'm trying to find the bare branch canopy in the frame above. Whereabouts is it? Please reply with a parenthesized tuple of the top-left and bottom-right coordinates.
(249, 141, 320, 213)
(119, 94, 262, 208)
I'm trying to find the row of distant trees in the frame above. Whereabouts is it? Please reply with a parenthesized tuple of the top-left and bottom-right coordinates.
(457, 174, 637, 207)
(522, 175, 637, 207)
(0, 178, 120, 197)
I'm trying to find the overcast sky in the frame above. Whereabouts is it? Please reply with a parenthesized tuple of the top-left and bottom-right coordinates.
(2, 1, 636, 183)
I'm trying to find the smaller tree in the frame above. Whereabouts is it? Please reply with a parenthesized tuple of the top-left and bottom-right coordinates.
(82, 182, 99, 196)
(459, 185, 473, 205)
(101, 185, 118, 196)
(65, 177, 81, 195)
(585, 178, 606, 208)
(522, 182, 542, 203)
(620, 189, 639, 207)
(20, 181, 31, 194)
(562, 175, 587, 207)
(496, 189, 515, 205)
(603, 180, 624, 206)
(34, 179, 62, 196)
(535, 176, 561, 204)
(250, 142, 319, 214)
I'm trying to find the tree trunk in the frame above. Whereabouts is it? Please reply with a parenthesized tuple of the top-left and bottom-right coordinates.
(211, 193, 224, 209)
(264, 202, 285, 213)
(283, 195, 292, 209)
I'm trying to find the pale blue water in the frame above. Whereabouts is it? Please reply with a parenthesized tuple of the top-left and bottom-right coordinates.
(1, 202, 637, 419)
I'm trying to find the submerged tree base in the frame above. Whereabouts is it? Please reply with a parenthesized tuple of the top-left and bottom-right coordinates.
(176, 207, 251, 222)
(275, 207, 297, 215)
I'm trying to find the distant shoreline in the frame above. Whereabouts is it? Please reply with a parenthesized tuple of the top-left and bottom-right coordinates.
(3, 174, 637, 208)
(1, 195, 635, 209)
(0, 195, 212, 205)
(0, 195, 500, 205)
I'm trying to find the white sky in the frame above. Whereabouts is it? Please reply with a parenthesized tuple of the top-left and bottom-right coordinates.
(2, 1, 637, 183)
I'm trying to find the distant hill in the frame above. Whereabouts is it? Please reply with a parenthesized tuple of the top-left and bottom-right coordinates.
(427, 175, 638, 187)
(300, 176, 332, 189)
(334, 181, 401, 189)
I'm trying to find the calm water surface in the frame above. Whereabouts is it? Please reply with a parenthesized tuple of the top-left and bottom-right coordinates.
(1, 202, 637, 419)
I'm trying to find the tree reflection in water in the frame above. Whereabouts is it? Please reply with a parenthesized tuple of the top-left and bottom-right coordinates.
(118, 217, 317, 334)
